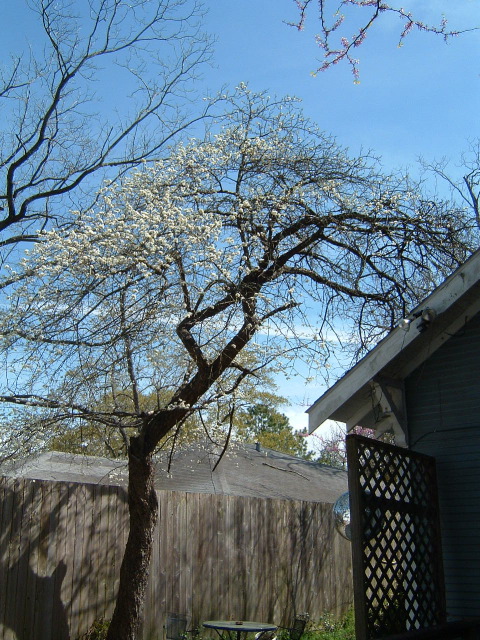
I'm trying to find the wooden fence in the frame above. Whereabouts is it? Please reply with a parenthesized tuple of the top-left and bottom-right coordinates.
(0, 476, 352, 640)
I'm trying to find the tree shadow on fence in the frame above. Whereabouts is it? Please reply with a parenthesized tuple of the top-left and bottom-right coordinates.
(0, 476, 129, 640)
(0, 478, 71, 639)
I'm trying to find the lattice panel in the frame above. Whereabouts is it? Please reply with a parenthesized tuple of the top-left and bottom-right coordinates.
(346, 435, 446, 640)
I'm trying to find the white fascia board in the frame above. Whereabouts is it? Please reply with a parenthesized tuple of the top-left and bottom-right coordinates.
(307, 249, 480, 433)
(307, 327, 412, 433)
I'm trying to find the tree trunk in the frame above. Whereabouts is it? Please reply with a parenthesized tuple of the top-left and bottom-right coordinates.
(106, 443, 158, 640)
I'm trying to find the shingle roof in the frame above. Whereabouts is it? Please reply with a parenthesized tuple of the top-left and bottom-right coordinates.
(1, 442, 347, 503)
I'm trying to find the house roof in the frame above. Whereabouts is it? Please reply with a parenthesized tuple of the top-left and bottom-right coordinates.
(307, 249, 480, 444)
(1, 442, 348, 504)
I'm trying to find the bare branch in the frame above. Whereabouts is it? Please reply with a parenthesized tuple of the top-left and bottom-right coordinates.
(0, 0, 213, 246)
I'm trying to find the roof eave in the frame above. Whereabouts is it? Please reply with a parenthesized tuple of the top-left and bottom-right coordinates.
(307, 249, 480, 435)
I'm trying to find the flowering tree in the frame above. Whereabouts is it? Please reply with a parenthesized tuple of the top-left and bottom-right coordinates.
(289, 1, 478, 81)
(0, 0, 211, 254)
(312, 424, 380, 468)
(44, 370, 285, 457)
(0, 86, 474, 639)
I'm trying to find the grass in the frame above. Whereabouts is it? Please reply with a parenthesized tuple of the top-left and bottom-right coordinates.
(301, 609, 355, 640)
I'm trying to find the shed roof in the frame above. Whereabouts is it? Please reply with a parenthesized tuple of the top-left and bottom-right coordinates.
(307, 249, 480, 444)
(1, 442, 347, 503)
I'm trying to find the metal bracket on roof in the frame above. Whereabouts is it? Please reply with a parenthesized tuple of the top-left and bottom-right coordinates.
(370, 376, 408, 447)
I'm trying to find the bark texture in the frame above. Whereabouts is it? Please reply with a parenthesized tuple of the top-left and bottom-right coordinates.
(106, 441, 158, 640)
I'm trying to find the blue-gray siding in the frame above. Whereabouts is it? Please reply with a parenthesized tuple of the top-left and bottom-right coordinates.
(405, 311, 480, 619)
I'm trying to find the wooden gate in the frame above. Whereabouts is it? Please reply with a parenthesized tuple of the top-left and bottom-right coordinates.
(346, 434, 446, 639)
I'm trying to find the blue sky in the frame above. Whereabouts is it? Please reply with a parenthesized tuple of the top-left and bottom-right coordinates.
(2, 0, 478, 181)
(204, 1, 480, 175)
(2, 1, 479, 436)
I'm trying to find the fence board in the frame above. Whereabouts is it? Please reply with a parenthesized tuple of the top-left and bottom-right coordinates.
(14, 480, 31, 640)
(12, 480, 29, 640)
(0, 476, 352, 640)
(66, 483, 82, 639)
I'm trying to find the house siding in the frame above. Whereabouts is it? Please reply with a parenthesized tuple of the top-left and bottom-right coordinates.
(405, 310, 480, 620)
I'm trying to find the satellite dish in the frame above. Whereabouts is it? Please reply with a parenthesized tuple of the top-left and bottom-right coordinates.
(333, 491, 351, 541)
(333, 490, 384, 542)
